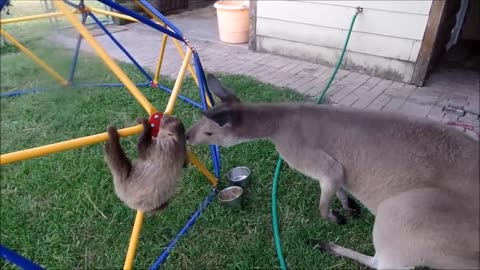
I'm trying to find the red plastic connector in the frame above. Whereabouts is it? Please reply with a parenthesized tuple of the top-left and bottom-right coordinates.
(79, 6, 89, 14)
(148, 112, 164, 138)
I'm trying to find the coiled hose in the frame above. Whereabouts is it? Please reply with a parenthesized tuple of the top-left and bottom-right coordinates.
(271, 8, 363, 270)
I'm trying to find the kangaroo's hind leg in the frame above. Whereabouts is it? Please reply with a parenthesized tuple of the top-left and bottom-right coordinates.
(373, 188, 479, 270)
(136, 117, 153, 160)
(307, 240, 379, 269)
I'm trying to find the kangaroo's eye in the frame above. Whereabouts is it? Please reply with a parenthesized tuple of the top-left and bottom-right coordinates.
(204, 132, 213, 136)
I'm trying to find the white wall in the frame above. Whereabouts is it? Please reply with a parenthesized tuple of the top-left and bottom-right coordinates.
(255, 0, 433, 83)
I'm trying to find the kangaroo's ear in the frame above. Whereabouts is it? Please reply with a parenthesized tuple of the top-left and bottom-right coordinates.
(201, 105, 241, 127)
(206, 73, 241, 104)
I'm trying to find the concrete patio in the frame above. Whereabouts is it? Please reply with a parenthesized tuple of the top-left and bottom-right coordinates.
(51, 5, 479, 137)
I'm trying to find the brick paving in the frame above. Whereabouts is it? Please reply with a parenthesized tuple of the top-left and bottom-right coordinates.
(50, 8, 479, 138)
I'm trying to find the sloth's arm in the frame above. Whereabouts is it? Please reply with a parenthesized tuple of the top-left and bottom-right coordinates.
(137, 117, 153, 160)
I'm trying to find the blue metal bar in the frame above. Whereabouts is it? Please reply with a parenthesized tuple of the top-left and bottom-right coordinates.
(1, 89, 44, 98)
(205, 87, 215, 109)
(72, 82, 204, 110)
(192, 52, 222, 176)
(197, 63, 222, 177)
(96, 0, 184, 41)
(0, 244, 44, 270)
(136, 0, 183, 37)
(193, 55, 209, 112)
(62, 0, 80, 9)
(209, 145, 220, 177)
(148, 53, 223, 269)
(214, 145, 221, 177)
(1, 82, 151, 98)
(156, 84, 203, 109)
(193, 52, 215, 106)
(194, 54, 222, 176)
(149, 188, 218, 270)
(0, 0, 9, 11)
(68, 13, 88, 84)
(87, 12, 153, 82)
(72, 82, 151, 88)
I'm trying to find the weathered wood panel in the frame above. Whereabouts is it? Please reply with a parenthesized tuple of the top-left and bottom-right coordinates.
(257, 1, 431, 40)
(302, 1, 433, 15)
(255, 0, 434, 83)
(257, 35, 416, 83)
(257, 17, 418, 61)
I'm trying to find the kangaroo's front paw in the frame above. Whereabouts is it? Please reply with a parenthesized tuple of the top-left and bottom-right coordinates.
(347, 208, 361, 218)
(346, 197, 361, 217)
(329, 210, 347, 225)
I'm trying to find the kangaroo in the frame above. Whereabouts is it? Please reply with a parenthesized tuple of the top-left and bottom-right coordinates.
(185, 74, 480, 270)
(104, 115, 188, 214)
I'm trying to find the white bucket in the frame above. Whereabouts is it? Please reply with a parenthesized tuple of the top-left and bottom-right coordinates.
(214, 1, 250, 44)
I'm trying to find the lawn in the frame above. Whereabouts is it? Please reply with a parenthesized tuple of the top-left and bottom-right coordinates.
(1, 8, 374, 270)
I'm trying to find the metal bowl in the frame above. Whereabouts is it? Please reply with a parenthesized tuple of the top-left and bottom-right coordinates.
(218, 186, 244, 208)
(227, 166, 251, 188)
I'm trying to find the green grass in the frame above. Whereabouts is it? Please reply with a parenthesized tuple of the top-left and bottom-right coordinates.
(1, 0, 113, 52)
(1, 37, 374, 269)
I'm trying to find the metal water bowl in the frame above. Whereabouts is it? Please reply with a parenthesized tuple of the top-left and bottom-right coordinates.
(227, 166, 251, 188)
(218, 186, 244, 208)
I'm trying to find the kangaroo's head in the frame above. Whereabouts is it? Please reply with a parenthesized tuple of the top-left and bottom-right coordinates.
(186, 74, 247, 146)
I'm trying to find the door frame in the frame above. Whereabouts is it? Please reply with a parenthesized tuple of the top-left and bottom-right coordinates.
(412, 0, 448, 86)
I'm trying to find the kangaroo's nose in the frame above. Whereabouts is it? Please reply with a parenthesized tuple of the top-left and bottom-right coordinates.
(185, 134, 190, 141)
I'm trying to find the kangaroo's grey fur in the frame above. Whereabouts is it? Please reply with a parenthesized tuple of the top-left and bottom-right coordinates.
(104, 115, 188, 214)
(185, 74, 480, 270)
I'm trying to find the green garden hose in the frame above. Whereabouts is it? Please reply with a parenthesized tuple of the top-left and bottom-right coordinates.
(271, 8, 363, 270)
(271, 155, 287, 270)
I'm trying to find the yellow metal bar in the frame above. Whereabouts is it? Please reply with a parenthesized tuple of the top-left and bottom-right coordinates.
(88, 7, 139, 23)
(132, 0, 202, 98)
(187, 151, 218, 186)
(97, 5, 216, 269)
(0, 10, 79, 24)
(121, 152, 218, 268)
(133, 0, 168, 86)
(0, 29, 68, 85)
(153, 33, 168, 84)
(172, 40, 214, 108)
(134, 2, 192, 114)
(53, 1, 156, 115)
(164, 48, 193, 114)
(134, 0, 155, 17)
(123, 211, 144, 270)
(172, 40, 200, 87)
(160, 46, 218, 184)
(172, 41, 213, 108)
(171, 41, 213, 108)
(0, 125, 143, 166)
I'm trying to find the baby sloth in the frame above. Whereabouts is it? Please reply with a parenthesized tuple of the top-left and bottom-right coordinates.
(104, 115, 188, 214)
